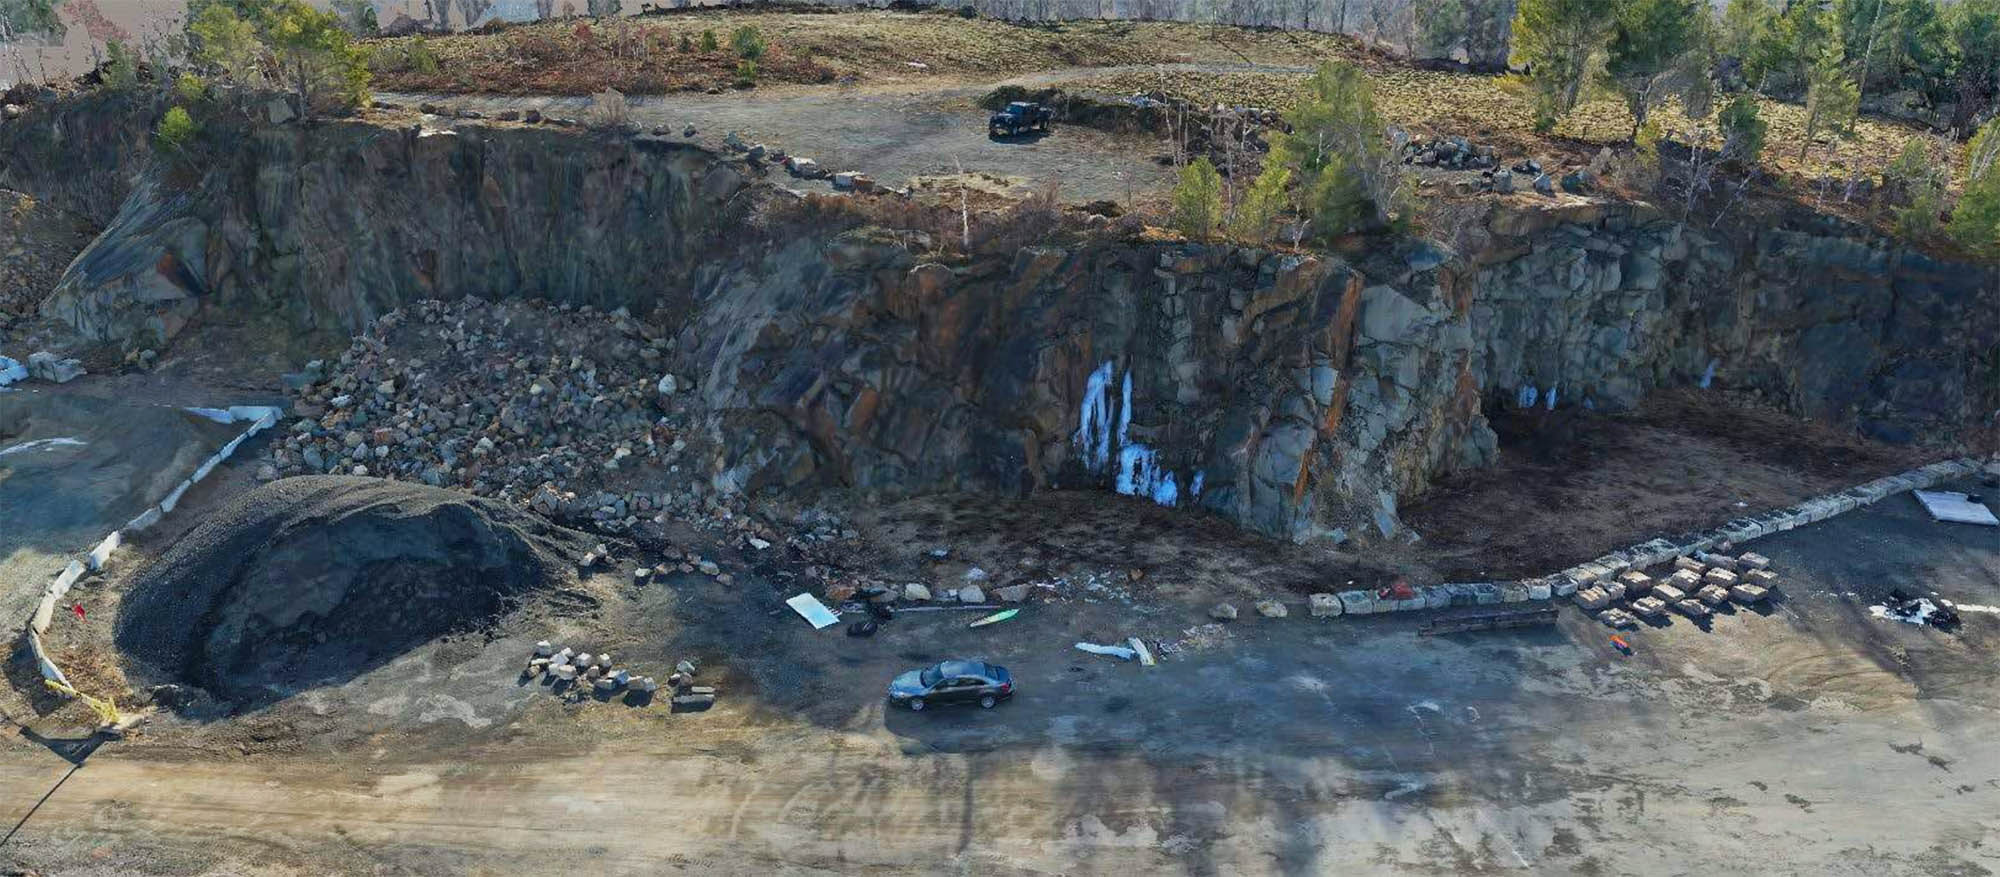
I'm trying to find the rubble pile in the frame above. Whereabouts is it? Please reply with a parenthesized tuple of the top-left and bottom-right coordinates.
(269, 297, 711, 532)
(1400, 135, 1496, 170)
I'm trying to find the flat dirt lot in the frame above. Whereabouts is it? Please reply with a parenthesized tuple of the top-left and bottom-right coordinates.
(3, 363, 1996, 875)
(1404, 390, 1934, 580)
(2, 485, 1996, 875)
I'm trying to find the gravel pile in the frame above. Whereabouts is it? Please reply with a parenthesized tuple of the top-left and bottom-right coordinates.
(116, 476, 598, 711)
(267, 297, 711, 533)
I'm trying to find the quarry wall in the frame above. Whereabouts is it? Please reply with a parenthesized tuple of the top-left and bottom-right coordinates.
(2, 97, 1993, 541)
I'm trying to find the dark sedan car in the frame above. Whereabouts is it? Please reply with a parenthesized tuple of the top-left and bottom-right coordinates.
(887, 659, 1014, 711)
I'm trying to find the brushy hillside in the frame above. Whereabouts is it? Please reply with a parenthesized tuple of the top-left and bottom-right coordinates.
(1054, 68, 1960, 192)
(365, 11, 1354, 94)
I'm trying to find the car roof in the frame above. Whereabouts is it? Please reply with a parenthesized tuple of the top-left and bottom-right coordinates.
(933, 659, 991, 678)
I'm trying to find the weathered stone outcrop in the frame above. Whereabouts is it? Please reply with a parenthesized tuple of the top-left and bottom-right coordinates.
(5, 97, 1994, 542)
(3, 93, 746, 346)
(1454, 200, 2000, 443)
(686, 236, 1493, 542)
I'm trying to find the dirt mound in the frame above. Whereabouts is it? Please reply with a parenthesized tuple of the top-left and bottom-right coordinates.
(116, 476, 596, 709)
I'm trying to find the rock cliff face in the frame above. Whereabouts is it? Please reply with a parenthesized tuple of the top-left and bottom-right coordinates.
(3, 93, 746, 345)
(1454, 200, 1999, 444)
(686, 236, 1493, 542)
(4, 99, 1994, 541)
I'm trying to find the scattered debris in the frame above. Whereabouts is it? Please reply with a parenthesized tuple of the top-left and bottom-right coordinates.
(1127, 637, 1155, 666)
(1075, 642, 1137, 661)
(785, 592, 840, 629)
(1913, 490, 1999, 526)
(1871, 589, 1961, 629)
(967, 608, 1018, 628)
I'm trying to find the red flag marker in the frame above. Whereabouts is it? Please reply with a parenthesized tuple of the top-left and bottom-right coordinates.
(71, 603, 86, 621)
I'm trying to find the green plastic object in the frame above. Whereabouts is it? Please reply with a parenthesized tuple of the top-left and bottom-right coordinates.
(967, 608, 1019, 628)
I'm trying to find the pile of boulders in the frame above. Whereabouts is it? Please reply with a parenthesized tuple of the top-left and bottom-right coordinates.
(1574, 550, 1776, 629)
(527, 642, 659, 694)
(267, 297, 711, 532)
(12, 350, 86, 384)
(1402, 136, 1497, 170)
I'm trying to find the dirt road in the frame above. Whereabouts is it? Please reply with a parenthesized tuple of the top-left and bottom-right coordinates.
(380, 64, 1311, 205)
(6, 481, 1999, 875)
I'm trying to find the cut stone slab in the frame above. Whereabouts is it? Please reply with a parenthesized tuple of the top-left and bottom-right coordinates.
(1653, 584, 1687, 603)
(1703, 568, 1739, 588)
(1673, 556, 1706, 574)
(992, 584, 1029, 603)
(1745, 569, 1778, 587)
(1210, 602, 1239, 621)
(1697, 584, 1731, 606)
(1617, 570, 1653, 591)
(1575, 586, 1612, 610)
(1471, 583, 1502, 605)
(1667, 569, 1703, 591)
(1339, 590, 1378, 615)
(1674, 599, 1712, 619)
(1309, 593, 1343, 617)
(1602, 580, 1627, 602)
(903, 583, 932, 601)
(1527, 581, 1552, 601)
(1738, 552, 1771, 570)
(1631, 596, 1669, 618)
(1598, 608, 1639, 628)
(1729, 583, 1771, 603)
(1255, 599, 1289, 618)
(1500, 582, 1530, 603)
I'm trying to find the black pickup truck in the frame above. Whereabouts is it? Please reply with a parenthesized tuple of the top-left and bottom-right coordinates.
(988, 101, 1053, 137)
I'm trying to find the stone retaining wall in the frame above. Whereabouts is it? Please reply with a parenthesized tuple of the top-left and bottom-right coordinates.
(1309, 455, 1995, 617)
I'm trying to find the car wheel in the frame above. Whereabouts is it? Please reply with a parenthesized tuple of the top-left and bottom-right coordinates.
(908, 698, 926, 712)
(979, 695, 996, 709)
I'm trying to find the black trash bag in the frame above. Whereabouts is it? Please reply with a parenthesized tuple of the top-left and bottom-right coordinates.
(868, 602, 895, 621)
(846, 620, 878, 638)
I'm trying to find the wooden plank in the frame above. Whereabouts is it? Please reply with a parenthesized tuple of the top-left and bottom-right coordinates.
(1128, 637, 1155, 667)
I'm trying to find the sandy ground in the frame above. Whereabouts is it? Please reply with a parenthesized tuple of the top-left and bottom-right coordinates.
(1, 486, 1996, 875)
(4, 369, 1997, 876)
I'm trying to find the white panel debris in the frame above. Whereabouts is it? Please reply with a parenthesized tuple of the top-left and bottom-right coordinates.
(1913, 491, 1999, 526)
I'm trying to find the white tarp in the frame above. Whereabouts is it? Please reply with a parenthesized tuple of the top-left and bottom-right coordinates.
(1914, 491, 2000, 526)
(785, 593, 840, 630)
(1075, 642, 1137, 661)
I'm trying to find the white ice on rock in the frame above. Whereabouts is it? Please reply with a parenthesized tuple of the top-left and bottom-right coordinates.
(1075, 361, 1196, 508)
(1074, 361, 1116, 471)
